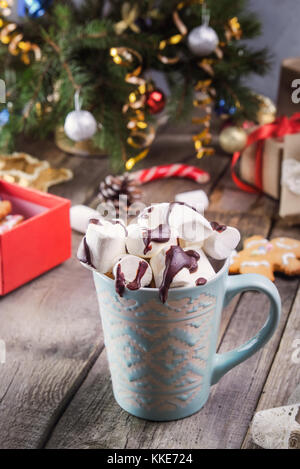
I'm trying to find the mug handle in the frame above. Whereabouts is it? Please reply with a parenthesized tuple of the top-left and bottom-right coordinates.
(211, 273, 281, 385)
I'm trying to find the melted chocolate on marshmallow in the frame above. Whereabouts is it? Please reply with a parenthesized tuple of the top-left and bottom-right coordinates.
(127, 261, 149, 290)
(210, 221, 227, 233)
(143, 224, 172, 255)
(89, 218, 103, 226)
(196, 277, 207, 286)
(77, 236, 95, 268)
(141, 201, 202, 255)
(159, 245, 200, 303)
(116, 264, 126, 297)
(89, 217, 128, 236)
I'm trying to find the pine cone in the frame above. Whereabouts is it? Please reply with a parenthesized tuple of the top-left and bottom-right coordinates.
(98, 173, 142, 215)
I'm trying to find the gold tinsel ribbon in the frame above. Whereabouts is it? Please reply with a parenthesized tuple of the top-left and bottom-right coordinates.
(0, 16, 41, 64)
(159, 2, 242, 159)
(158, 1, 216, 159)
(225, 17, 242, 41)
(114, 2, 140, 35)
(110, 46, 155, 170)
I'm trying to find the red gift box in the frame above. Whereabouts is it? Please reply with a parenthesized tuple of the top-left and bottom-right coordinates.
(0, 180, 71, 295)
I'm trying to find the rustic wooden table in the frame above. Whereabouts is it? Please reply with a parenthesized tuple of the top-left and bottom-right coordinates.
(0, 128, 300, 449)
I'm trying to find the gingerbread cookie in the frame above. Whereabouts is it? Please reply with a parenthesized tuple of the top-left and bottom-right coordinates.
(229, 235, 300, 281)
(0, 200, 12, 220)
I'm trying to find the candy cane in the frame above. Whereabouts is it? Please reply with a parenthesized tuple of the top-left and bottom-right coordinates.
(132, 164, 210, 185)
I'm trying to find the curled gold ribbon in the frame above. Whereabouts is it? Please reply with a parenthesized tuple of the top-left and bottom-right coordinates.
(114, 2, 140, 35)
(157, 2, 192, 65)
(125, 148, 149, 171)
(226, 17, 242, 41)
(0, 18, 41, 64)
(110, 46, 157, 170)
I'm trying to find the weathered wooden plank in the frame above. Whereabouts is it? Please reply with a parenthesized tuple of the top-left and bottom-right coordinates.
(208, 166, 279, 219)
(240, 221, 300, 449)
(0, 233, 103, 449)
(242, 284, 300, 449)
(0, 137, 118, 448)
(49, 153, 110, 205)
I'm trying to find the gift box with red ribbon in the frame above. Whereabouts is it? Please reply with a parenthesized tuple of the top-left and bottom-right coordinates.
(231, 113, 300, 217)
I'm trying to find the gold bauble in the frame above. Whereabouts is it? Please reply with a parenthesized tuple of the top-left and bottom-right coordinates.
(219, 126, 247, 154)
(256, 94, 277, 125)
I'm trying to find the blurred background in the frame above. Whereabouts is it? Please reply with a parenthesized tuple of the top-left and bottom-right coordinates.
(245, 0, 300, 101)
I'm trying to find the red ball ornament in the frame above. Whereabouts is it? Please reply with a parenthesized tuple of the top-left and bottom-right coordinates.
(146, 89, 166, 114)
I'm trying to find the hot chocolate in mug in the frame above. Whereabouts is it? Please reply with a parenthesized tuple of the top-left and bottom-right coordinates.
(93, 258, 281, 421)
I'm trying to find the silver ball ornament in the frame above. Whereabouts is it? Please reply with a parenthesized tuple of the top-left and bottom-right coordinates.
(64, 110, 97, 142)
(187, 24, 219, 56)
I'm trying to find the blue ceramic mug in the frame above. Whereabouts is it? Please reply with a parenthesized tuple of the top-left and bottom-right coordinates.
(93, 259, 281, 421)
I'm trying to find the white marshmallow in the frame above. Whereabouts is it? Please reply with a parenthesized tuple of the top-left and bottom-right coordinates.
(126, 223, 177, 259)
(137, 202, 212, 245)
(70, 204, 103, 234)
(203, 226, 240, 260)
(175, 190, 209, 211)
(150, 246, 215, 289)
(137, 203, 169, 229)
(168, 203, 212, 244)
(77, 219, 126, 273)
(113, 255, 152, 289)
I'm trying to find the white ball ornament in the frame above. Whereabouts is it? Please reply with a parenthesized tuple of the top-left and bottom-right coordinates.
(64, 109, 97, 142)
(187, 24, 219, 56)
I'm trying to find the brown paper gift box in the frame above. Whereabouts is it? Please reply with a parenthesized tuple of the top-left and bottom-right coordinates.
(240, 132, 284, 200)
(279, 133, 300, 217)
(239, 131, 300, 218)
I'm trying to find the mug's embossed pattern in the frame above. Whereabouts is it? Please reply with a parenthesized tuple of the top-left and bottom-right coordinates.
(98, 290, 217, 413)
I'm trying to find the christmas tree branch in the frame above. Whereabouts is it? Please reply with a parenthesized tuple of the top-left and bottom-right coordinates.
(22, 64, 50, 122)
(43, 36, 80, 92)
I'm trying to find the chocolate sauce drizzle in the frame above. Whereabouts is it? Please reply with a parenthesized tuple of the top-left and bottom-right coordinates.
(210, 221, 227, 233)
(143, 224, 172, 254)
(89, 217, 128, 236)
(141, 201, 202, 255)
(77, 237, 95, 268)
(89, 218, 103, 225)
(115, 260, 149, 295)
(196, 277, 207, 286)
(127, 261, 149, 290)
(159, 245, 200, 303)
(116, 264, 126, 297)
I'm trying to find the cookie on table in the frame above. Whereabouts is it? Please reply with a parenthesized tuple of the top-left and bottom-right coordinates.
(229, 235, 300, 281)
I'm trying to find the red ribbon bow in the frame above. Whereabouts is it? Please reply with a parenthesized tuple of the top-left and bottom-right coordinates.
(231, 112, 300, 193)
